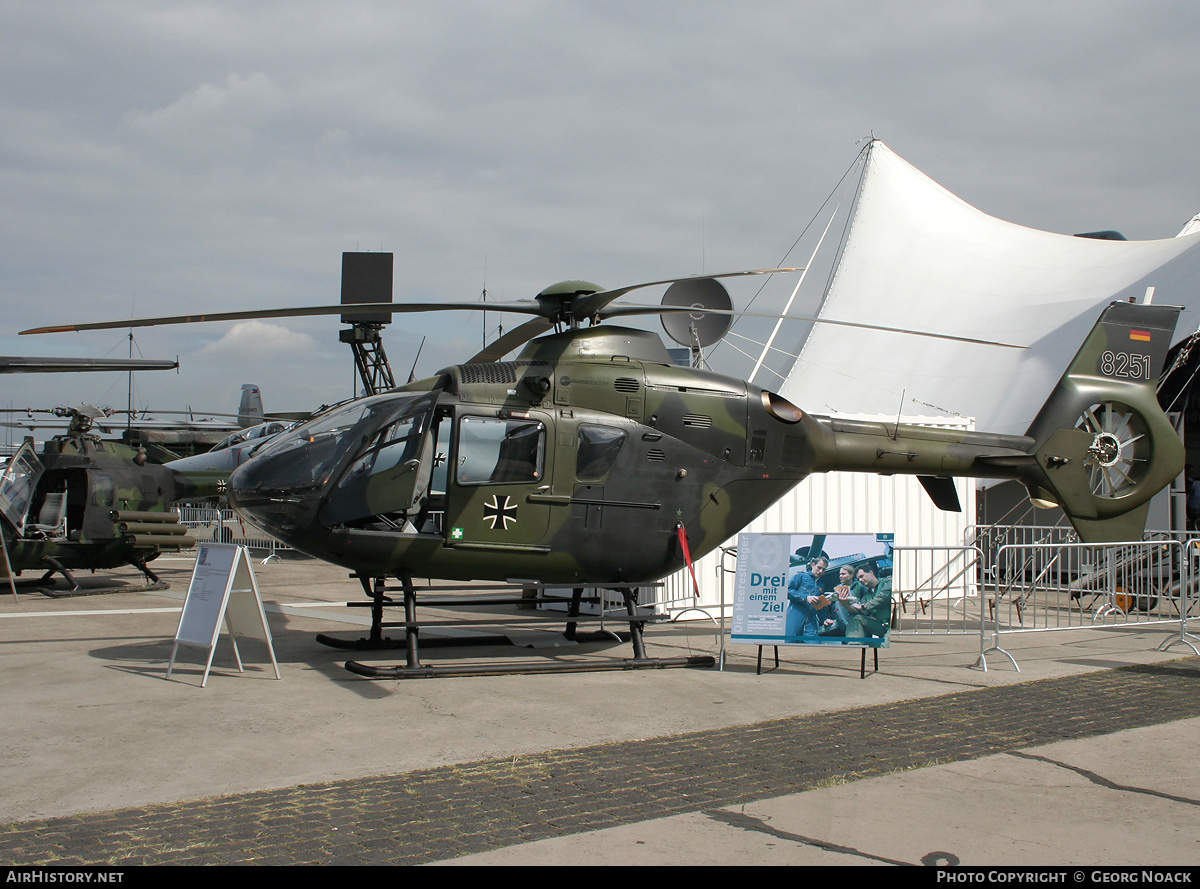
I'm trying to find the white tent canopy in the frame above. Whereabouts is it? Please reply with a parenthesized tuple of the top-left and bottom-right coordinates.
(778, 141, 1200, 435)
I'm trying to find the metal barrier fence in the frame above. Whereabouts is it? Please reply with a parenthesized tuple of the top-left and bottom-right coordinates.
(964, 522, 1078, 547)
(176, 506, 294, 562)
(980, 538, 1199, 670)
(964, 523, 1077, 584)
(1138, 531, 1200, 658)
(714, 545, 739, 668)
(693, 534, 1200, 669)
(166, 508, 1200, 666)
(891, 545, 984, 635)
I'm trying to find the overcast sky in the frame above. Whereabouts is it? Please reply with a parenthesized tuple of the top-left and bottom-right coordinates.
(3, 1, 1198, 424)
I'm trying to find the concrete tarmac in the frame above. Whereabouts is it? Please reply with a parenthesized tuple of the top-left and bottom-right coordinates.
(442, 717, 1200, 866)
(0, 551, 1196, 866)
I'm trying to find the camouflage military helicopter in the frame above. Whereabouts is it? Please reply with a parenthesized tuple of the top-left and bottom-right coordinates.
(0, 406, 227, 593)
(23, 273, 1183, 596)
(0, 356, 226, 593)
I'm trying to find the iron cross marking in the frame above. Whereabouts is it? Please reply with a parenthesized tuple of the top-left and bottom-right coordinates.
(483, 494, 518, 530)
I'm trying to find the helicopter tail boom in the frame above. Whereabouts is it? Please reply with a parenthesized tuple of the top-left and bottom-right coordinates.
(806, 301, 1183, 542)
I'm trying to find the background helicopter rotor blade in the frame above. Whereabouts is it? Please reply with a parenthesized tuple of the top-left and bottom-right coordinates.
(0, 356, 178, 372)
(600, 304, 1028, 350)
(114, 408, 298, 423)
(0, 405, 295, 433)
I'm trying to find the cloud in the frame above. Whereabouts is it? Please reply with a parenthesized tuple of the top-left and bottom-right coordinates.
(196, 320, 318, 358)
(4, 1, 1200, 413)
(124, 71, 284, 158)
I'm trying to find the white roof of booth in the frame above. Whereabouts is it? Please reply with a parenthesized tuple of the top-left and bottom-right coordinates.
(779, 142, 1200, 435)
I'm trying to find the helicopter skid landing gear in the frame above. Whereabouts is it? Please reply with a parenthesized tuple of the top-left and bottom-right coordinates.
(37, 556, 170, 598)
(323, 575, 715, 677)
(137, 562, 161, 584)
(316, 574, 412, 651)
(41, 577, 170, 598)
(39, 557, 79, 593)
(346, 654, 715, 679)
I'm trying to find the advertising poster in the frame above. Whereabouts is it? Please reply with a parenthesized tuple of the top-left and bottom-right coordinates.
(732, 532, 895, 648)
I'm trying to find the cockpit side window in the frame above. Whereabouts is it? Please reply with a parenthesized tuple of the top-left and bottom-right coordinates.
(576, 424, 626, 480)
(338, 411, 427, 488)
(457, 416, 545, 485)
(91, 474, 113, 508)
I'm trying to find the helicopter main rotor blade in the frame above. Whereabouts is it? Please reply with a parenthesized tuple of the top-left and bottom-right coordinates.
(462, 270, 796, 362)
(0, 356, 178, 372)
(20, 269, 799, 337)
(569, 268, 798, 322)
(600, 305, 1028, 350)
(20, 302, 547, 335)
(465, 318, 556, 363)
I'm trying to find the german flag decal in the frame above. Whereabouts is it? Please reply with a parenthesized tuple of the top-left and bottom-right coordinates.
(1130, 329, 1152, 342)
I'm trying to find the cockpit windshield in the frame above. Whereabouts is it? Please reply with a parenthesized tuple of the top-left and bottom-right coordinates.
(233, 393, 434, 496)
(0, 442, 43, 531)
(212, 421, 288, 453)
(337, 411, 427, 490)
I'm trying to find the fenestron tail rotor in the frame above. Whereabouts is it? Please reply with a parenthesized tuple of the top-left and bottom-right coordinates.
(1075, 401, 1150, 499)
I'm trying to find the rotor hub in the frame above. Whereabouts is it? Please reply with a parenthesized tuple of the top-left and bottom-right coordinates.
(1088, 431, 1122, 467)
(535, 280, 602, 325)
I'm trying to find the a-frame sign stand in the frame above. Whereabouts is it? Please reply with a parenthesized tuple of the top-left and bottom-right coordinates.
(166, 543, 280, 687)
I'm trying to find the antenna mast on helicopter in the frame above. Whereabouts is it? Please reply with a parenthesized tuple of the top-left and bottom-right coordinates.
(480, 257, 502, 354)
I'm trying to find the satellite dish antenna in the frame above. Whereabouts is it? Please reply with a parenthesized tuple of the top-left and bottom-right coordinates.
(660, 277, 733, 367)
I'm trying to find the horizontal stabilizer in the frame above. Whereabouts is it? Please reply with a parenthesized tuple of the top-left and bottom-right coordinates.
(917, 476, 961, 512)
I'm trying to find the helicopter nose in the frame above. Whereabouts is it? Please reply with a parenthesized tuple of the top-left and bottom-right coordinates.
(224, 390, 434, 547)
(227, 459, 314, 540)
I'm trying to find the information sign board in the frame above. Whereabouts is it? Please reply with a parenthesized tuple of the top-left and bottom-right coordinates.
(732, 532, 895, 648)
(166, 544, 280, 687)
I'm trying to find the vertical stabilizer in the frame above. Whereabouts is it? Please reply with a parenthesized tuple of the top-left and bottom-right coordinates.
(238, 384, 263, 427)
(1023, 302, 1183, 542)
